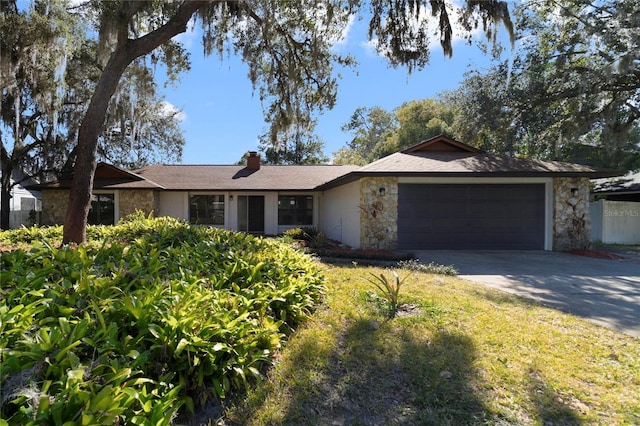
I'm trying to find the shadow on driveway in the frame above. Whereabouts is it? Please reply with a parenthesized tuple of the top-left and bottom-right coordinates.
(411, 251, 640, 338)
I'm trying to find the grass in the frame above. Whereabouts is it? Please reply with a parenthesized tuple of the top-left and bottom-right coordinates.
(223, 264, 640, 425)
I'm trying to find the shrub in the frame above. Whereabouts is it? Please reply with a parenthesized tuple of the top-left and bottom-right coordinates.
(397, 259, 457, 276)
(0, 216, 325, 424)
(281, 226, 319, 242)
(281, 227, 332, 249)
(0, 224, 63, 245)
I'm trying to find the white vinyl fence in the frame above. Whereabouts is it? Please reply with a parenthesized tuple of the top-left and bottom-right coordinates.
(590, 199, 640, 244)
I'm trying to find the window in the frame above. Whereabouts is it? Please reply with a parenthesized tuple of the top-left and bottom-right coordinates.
(189, 194, 225, 225)
(20, 197, 36, 211)
(88, 194, 115, 225)
(278, 195, 313, 226)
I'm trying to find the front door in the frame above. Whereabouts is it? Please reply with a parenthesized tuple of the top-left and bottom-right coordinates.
(237, 195, 265, 234)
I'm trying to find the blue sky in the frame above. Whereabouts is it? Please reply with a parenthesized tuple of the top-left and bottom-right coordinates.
(161, 14, 507, 165)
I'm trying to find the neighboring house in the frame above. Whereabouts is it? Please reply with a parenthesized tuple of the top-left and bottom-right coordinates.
(591, 171, 640, 202)
(0, 168, 41, 229)
(37, 136, 620, 251)
(590, 171, 640, 244)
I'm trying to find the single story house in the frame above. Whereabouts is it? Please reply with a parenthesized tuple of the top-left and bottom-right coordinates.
(1, 168, 41, 228)
(37, 136, 621, 251)
(591, 171, 640, 202)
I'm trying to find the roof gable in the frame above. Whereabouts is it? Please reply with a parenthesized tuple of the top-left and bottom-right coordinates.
(402, 135, 481, 154)
(94, 162, 144, 180)
(34, 162, 164, 190)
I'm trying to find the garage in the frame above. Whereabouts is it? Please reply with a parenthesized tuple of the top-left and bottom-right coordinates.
(397, 183, 546, 250)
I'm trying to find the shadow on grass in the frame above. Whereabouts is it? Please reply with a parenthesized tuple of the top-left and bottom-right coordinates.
(528, 369, 583, 425)
(268, 319, 492, 425)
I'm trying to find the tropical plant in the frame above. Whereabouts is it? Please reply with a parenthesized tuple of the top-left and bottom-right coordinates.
(0, 215, 325, 423)
(364, 270, 411, 318)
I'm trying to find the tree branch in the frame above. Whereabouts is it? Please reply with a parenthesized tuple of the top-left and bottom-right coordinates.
(123, 1, 211, 63)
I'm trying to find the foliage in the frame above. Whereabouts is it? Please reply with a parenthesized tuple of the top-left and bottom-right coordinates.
(364, 270, 411, 318)
(257, 120, 329, 165)
(281, 227, 320, 242)
(445, 0, 640, 169)
(333, 99, 457, 164)
(0, 215, 325, 424)
(0, 1, 185, 230)
(387, 99, 457, 152)
(333, 106, 398, 165)
(396, 258, 457, 276)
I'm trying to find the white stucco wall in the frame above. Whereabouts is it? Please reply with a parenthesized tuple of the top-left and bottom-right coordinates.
(319, 180, 361, 248)
(158, 192, 188, 220)
(590, 200, 640, 244)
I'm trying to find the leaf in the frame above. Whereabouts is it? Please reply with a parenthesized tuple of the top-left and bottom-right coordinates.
(67, 368, 85, 380)
(212, 342, 228, 352)
(175, 338, 189, 356)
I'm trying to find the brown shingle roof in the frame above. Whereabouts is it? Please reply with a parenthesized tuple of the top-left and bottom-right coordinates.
(34, 135, 622, 193)
(360, 152, 614, 175)
(592, 171, 640, 194)
(317, 152, 622, 190)
(133, 164, 360, 191)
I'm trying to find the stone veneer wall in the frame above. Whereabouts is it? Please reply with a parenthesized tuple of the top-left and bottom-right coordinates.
(119, 190, 156, 219)
(553, 177, 591, 251)
(360, 177, 398, 250)
(40, 189, 157, 226)
(41, 190, 69, 226)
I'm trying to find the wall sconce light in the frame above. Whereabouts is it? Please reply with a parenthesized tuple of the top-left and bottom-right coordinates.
(379, 187, 386, 196)
(229, 194, 234, 201)
(570, 188, 578, 196)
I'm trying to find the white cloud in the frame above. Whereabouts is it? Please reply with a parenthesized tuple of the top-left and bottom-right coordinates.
(330, 13, 356, 50)
(160, 101, 186, 123)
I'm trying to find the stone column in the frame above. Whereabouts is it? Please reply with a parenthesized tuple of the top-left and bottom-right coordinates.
(553, 177, 591, 251)
(359, 177, 398, 250)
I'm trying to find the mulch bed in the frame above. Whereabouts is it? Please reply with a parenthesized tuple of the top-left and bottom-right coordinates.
(567, 249, 625, 260)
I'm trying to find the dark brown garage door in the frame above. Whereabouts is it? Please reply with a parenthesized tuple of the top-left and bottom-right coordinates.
(397, 184, 545, 250)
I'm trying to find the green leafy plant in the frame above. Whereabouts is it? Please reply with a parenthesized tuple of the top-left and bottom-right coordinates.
(0, 215, 325, 424)
(364, 270, 411, 318)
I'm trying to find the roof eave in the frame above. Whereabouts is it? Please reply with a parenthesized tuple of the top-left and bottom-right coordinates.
(317, 169, 624, 190)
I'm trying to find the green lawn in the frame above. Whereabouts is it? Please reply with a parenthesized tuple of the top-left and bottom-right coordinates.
(225, 263, 640, 425)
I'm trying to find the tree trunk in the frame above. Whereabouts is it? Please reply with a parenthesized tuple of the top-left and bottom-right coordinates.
(1, 147, 12, 230)
(0, 180, 11, 231)
(62, 1, 207, 244)
(62, 49, 132, 243)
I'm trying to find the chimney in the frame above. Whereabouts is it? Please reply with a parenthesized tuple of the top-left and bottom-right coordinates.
(247, 151, 260, 170)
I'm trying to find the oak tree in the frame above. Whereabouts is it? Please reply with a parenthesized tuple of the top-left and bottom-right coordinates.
(57, 0, 513, 243)
(446, 0, 640, 168)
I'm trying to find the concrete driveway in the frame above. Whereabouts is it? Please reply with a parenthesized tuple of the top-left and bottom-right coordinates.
(412, 251, 640, 338)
